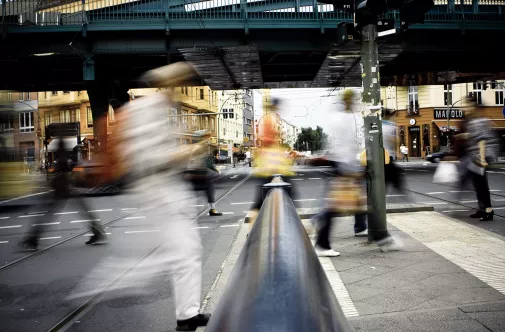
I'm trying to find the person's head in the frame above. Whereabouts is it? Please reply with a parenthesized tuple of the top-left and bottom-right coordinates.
(342, 89, 354, 110)
(462, 94, 479, 119)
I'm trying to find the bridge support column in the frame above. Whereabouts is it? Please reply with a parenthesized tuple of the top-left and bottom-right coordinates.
(86, 82, 129, 154)
(360, 23, 389, 242)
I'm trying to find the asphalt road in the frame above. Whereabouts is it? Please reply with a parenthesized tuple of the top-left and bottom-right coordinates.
(1, 162, 504, 332)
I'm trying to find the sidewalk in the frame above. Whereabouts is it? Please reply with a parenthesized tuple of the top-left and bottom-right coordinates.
(202, 211, 505, 332)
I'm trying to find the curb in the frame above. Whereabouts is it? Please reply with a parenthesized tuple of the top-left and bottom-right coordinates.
(245, 205, 435, 223)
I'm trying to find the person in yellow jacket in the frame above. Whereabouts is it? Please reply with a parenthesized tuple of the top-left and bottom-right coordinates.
(249, 98, 296, 214)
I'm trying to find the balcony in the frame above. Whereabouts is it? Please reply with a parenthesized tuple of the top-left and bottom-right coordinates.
(407, 103, 420, 116)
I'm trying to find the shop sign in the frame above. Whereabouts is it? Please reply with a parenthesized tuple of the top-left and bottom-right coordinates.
(434, 109, 464, 119)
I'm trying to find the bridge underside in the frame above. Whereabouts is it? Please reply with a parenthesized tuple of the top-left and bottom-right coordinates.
(0, 27, 504, 91)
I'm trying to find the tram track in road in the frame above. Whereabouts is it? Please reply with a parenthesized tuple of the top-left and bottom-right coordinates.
(0, 171, 252, 332)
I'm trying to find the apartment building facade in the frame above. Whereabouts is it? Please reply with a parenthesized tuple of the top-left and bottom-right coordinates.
(0, 91, 42, 165)
(382, 81, 505, 159)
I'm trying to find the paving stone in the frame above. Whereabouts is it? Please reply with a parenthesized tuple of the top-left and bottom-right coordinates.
(408, 299, 458, 311)
(330, 259, 364, 272)
(397, 282, 459, 301)
(407, 259, 465, 274)
(406, 308, 472, 322)
(353, 290, 431, 315)
(467, 311, 505, 332)
(350, 314, 418, 332)
(410, 318, 490, 332)
(418, 273, 488, 290)
(436, 287, 505, 305)
(345, 284, 388, 302)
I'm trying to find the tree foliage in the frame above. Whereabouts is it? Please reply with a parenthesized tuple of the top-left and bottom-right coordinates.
(294, 126, 328, 152)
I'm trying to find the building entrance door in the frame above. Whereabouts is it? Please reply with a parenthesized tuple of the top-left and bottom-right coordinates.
(409, 126, 421, 157)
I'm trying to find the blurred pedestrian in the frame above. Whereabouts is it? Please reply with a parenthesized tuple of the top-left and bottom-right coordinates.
(312, 89, 367, 257)
(245, 150, 251, 167)
(21, 137, 106, 249)
(400, 144, 409, 162)
(460, 97, 498, 221)
(108, 62, 211, 331)
(185, 131, 223, 217)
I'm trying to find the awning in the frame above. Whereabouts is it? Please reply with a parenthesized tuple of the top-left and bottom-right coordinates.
(432, 120, 462, 132)
(47, 137, 79, 152)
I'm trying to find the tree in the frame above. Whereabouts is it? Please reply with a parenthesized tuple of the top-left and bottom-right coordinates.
(294, 126, 328, 152)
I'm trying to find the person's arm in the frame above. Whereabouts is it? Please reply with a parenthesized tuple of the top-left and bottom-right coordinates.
(479, 140, 488, 167)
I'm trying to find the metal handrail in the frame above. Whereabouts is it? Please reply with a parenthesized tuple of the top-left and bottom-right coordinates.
(205, 177, 353, 332)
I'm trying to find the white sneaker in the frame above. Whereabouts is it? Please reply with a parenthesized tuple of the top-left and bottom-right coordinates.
(355, 229, 368, 237)
(377, 237, 403, 252)
(315, 246, 340, 257)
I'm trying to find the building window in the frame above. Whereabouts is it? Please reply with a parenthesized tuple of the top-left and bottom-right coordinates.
(199, 89, 204, 100)
(169, 107, 178, 127)
(444, 84, 452, 106)
(7, 93, 12, 101)
(63, 91, 70, 94)
(182, 111, 188, 129)
(0, 114, 14, 133)
(52, 91, 58, 96)
(44, 112, 52, 128)
(472, 83, 483, 105)
(60, 110, 71, 123)
(19, 93, 24, 101)
(210, 118, 215, 133)
(205, 117, 209, 129)
(228, 109, 234, 119)
(408, 86, 418, 107)
(223, 109, 228, 119)
(108, 106, 115, 124)
(495, 87, 504, 106)
(19, 112, 34, 133)
(192, 114, 198, 130)
(86, 106, 93, 128)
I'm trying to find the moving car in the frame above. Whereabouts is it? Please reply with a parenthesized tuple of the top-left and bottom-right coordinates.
(425, 151, 448, 163)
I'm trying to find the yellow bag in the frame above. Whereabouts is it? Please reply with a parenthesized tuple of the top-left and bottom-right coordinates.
(360, 149, 390, 167)
(325, 177, 366, 213)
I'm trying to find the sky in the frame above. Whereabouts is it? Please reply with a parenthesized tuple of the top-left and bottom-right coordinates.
(254, 88, 361, 134)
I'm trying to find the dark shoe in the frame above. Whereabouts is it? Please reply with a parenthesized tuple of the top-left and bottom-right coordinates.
(209, 209, 223, 216)
(176, 313, 211, 331)
(20, 236, 38, 250)
(470, 211, 483, 218)
(85, 233, 107, 245)
(480, 210, 494, 221)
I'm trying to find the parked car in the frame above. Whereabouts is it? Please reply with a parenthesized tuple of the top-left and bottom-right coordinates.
(425, 151, 448, 163)
(71, 158, 122, 195)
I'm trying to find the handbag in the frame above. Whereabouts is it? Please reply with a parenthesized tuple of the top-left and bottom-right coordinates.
(325, 177, 366, 213)
(433, 162, 459, 184)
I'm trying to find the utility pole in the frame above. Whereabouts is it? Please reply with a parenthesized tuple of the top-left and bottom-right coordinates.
(361, 22, 388, 242)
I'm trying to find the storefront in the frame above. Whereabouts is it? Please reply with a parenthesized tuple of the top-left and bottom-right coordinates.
(390, 106, 505, 160)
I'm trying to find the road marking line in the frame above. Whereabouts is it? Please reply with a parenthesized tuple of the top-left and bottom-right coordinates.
(221, 212, 234, 215)
(84, 232, 112, 236)
(70, 219, 101, 223)
(386, 194, 406, 197)
(191, 226, 209, 229)
(0, 241, 9, 244)
(125, 230, 160, 234)
(426, 192, 446, 195)
(298, 173, 305, 176)
(124, 216, 146, 220)
(230, 175, 239, 179)
(291, 178, 304, 181)
(18, 214, 45, 218)
(87, 209, 113, 212)
(490, 190, 502, 192)
(442, 210, 470, 213)
(31, 222, 60, 226)
(493, 198, 505, 202)
(220, 224, 239, 228)
(54, 211, 78, 215)
(190, 205, 205, 207)
(0, 190, 52, 205)
(308, 178, 322, 180)
(0, 225, 22, 229)
(28, 211, 48, 214)
(493, 207, 505, 210)
(423, 163, 429, 166)
(420, 202, 448, 205)
(449, 190, 474, 193)
(294, 199, 317, 202)
(459, 200, 478, 203)
(319, 257, 359, 317)
(121, 208, 138, 211)
(231, 202, 254, 205)
(0, 217, 10, 220)
(40, 236, 62, 240)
